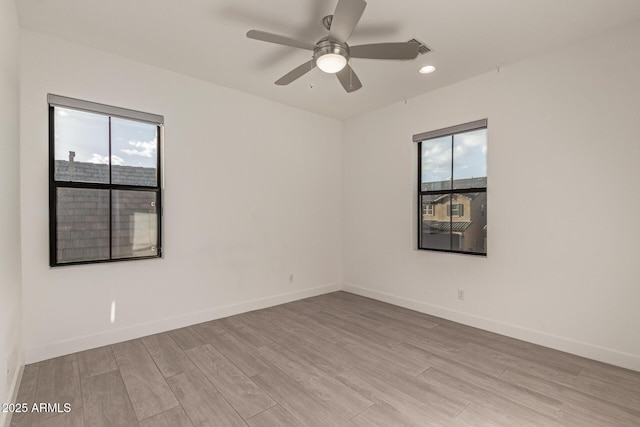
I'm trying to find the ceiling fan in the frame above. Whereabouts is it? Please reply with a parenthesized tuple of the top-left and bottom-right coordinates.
(246, 0, 419, 93)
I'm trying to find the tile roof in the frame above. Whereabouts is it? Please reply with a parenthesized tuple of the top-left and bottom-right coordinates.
(55, 160, 157, 186)
(424, 220, 472, 232)
(421, 177, 487, 192)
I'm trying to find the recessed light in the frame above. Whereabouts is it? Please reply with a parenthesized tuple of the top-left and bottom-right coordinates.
(419, 65, 436, 74)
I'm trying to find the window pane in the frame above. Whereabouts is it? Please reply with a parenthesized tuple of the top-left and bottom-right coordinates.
(56, 188, 110, 263)
(111, 118, 158, 186)
(453, 192, 487, 254)
(453, 128, 487, 190)
(421, 136, 452, 191)
(112, 190, 158, 259)
(54, 107, 110, 183)
(420, 194, 451, 250)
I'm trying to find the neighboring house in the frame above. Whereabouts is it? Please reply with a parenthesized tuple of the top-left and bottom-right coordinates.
(54, 156, 158, 263)
(55, 158, 156, 186)
(421, 177, 487, 253)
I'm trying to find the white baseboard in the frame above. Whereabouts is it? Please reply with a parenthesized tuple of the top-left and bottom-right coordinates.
(24, 283, 341, 364)
(1, 355, 25, 427)
(343, 283, 640, 372)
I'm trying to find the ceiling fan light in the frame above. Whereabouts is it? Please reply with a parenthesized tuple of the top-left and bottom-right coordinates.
(316, 53, 347, 73)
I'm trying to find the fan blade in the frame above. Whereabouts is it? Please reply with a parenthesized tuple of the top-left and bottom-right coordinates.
(275, 60, 316, 85)
(350, 42, 420, 60)
(329, 0, 367, 44)
(246, 30, 316, 50)
(336, 64, 362, 93)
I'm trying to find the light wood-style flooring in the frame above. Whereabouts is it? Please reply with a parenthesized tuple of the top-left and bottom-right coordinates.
(10, 291, 640, 426)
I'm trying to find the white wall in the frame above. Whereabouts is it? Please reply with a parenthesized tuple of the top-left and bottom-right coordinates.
(20, 30, 342, 363)
(0, 0, 23, 424)
(342, 22, 640, 371)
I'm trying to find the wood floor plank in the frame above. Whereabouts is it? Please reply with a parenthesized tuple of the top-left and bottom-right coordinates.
(395, 328, 464, 358)
(258, 344, 373, 418)
(246, 405, 303, 427)
(190, 320, 227, 342)
(578, 364, 640, 394)
(310, 312, 428, 375)
(458, 342, 580, 386)
(362, 303, 440, 330)
(351, 401, 431, 427)
(215, 316, 274, 349)
(401, 335, 520, 378)
(166, 369, 246, 427)
(202, 331, 270, 378)
(32, 408, 84, 427)
(167, 327, 206, 351)
(313, 311, 402, 349)
(322, 311, 406, 347)
(557, 403, 618, 427)
(576, 357, 640, 383)
(141, 332, 196, 378)
(430, 323, 584, 379)
(359, 310, 439, 336)
(402, 342, 563, 418)
(31, 355, 82, 424)
(335, 366, 452, 426)
(574, 369, 640, 410)
(9, 363, 39, 427)
(501, 368, 640, 426)
(354, 362, 468, 417)
(139, 407, 193, 427)
(418, 368, 559, 427)
(80, 370, 138, 427)
(282, 297, 333, 315)
(252, 369, 350, 426)
(454, 402, 523, 427)
(112, 339, 179, 420)
(281, 308, 431, 378)
(311, 292, 379, 314)
(270, 310, 361, 368)
(185, 344, 275, 419)
(77, 346, 118, 378)
(239, 311, 353, 375)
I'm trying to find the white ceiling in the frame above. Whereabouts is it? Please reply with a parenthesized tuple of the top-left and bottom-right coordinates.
(16, 0, 640, 120)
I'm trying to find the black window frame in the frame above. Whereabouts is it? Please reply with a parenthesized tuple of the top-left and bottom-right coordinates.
(414, 119, 487, 256)
(48, 94, 164, 267)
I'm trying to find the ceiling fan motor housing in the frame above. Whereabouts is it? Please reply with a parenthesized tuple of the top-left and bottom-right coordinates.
(314, 38, 349, 63)
(314, 38, 350, 73)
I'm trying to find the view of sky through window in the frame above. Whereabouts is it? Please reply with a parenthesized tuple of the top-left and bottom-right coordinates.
(54, 107, 157, 168)
(421, 128, 487, 184)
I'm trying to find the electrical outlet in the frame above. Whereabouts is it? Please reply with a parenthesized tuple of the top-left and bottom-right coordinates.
(289, 274, 294, 283)
(457, 289, 465, 301)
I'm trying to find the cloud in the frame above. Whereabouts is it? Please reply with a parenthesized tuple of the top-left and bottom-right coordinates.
(89, 154, 125, 165)
(458, 132, 486, 147)
(422, 142, 452, 176)
(89, 154, 109, 164)
(111, 155, 125, 166)
(121, 140, 156, 158)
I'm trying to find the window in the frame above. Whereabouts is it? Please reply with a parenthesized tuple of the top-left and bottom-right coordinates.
(49, 94, 163, 266)
(447, 204, 464, 217)
(414, 119, 487, 255)
(424, 204, 434, 216)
